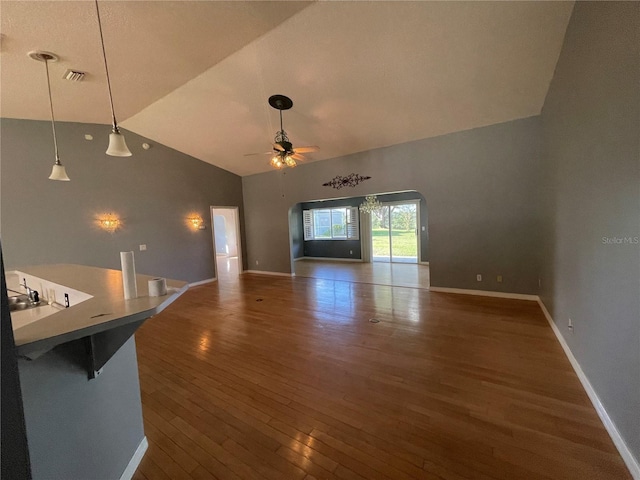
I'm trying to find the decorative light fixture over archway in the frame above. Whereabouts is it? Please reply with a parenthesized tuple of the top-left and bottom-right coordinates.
(360, 195, 383, 214)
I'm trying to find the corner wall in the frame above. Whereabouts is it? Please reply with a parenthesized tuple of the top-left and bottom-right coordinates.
(243, 116, 543, 294)
(539, 1, 640, 469)
(1, 119, 245, 283)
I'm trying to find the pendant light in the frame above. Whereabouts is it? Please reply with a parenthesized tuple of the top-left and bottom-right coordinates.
(95, 0, 131, 157)
(29, 51, 70, 181)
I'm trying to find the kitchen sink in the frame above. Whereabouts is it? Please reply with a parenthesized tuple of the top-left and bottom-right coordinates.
(9, 295, 45, 312)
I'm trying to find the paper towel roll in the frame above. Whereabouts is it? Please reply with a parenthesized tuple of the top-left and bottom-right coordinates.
(148, 278, 167, 297)
(120, 251, 138, 300)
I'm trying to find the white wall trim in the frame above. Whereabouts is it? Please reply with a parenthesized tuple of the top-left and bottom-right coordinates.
(243, 270, 294, 277)
(419, 261, 430, 266)
(428, 286, 538, 301)
(295, 256, 363, 263)
(189, 278, 216, 287)
(537, 299, 640, 480)
(119, 436, 148, 480)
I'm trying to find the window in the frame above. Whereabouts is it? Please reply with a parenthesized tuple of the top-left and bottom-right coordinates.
(303, 207, 359, 240)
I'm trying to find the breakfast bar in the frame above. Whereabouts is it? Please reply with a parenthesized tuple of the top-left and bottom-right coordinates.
(8, 264, 188, 480)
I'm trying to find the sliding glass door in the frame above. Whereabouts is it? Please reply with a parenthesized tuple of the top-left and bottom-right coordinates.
(372, 203, 418, 263)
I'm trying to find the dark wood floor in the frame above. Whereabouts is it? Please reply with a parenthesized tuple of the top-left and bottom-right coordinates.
(131, 274, 630, 480)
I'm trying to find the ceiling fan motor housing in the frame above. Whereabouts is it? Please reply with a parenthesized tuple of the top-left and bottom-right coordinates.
(276, 140, 293, 153)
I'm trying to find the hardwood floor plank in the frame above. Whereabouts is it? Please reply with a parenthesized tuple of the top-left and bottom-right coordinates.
(143, 406, 241, 480)
(136, 453, 173, 480)
(130, 273, 631, 480)
(143, 420, 199, 474)
(142, 438, 193, 480)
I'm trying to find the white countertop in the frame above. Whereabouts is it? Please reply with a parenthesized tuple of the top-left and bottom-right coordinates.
(8, 264, 188, 354)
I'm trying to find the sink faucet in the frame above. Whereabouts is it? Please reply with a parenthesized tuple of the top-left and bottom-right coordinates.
(21, 278, 40, 304)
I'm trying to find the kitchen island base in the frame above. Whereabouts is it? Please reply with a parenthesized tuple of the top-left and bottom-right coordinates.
(19, 336, 146, 480)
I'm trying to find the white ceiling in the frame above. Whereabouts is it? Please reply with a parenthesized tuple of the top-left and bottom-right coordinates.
(1, 1, 574, 176)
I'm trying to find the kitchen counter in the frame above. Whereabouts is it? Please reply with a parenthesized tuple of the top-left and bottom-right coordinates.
(8, 263, 189, 480)
(8, 264, 188, 357)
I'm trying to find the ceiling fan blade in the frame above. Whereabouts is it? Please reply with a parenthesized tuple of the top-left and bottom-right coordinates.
(291, 153, 305, 161)
(244, 151, 275, 157)
(293, 145, 319, 154)
(273, 143, 285, 152)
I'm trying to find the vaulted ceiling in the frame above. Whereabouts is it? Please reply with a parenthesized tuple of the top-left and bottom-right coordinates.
(1, 1, 574, 176)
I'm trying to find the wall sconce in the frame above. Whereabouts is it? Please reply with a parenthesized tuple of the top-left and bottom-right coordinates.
(98, 213, 121, 233)
(187, 215, 205, 230)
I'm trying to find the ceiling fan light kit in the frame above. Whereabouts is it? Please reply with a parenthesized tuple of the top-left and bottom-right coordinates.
(267, 94, 318, 170)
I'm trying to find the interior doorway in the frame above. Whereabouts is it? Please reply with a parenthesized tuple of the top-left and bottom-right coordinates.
(372, 202, 419, 263)
(210, 206, 242, 280)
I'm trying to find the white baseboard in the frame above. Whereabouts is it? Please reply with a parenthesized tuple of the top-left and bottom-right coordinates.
(537, 299, 639, 480)
(428, 286, 538, 301)
(119, 436, 148, 480)
(296, 256, 363, 263)
(243, 270, 294, 277)
(189, 277, 216, 287)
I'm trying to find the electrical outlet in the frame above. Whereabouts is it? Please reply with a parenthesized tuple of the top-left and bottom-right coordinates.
(538, 277, 542, 288)
(568, 318, 573, 331)
(497, 275, 503, 283)
(139, 244, 147, 251)
(476, 274, 482, 282)
(256, 260, 259, 266)
(350, 250, 353, 255)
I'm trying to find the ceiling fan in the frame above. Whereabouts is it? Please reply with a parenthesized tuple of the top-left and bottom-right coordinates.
(245, 95, 319, 169)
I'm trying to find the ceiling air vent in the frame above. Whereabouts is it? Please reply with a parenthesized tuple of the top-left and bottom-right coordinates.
(63, 69, 86, 82)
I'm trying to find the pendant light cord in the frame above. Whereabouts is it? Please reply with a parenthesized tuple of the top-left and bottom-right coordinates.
(44, 58, 61, 164)
(95, 0, 118, 129)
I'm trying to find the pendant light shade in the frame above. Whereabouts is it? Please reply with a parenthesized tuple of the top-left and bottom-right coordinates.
(29, 50, 71, 182)
(95, 0, 132, 157)
(106, 129, 132, 157)
(49, 163, 70, 181)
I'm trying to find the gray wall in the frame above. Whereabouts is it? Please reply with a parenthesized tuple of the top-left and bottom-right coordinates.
(539, 1, 640, 464)
(243, 116, 543, 294)
(19, 337, 143, 480)
(298, 191, 428, 260)
(1, 119, 245, 283)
